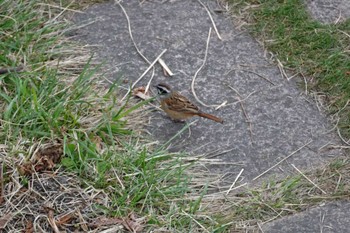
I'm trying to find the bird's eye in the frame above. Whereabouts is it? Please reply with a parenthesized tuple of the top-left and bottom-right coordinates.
(156, 87, 165, 94)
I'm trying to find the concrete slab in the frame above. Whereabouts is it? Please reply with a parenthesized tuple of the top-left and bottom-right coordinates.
(306, 0, 350, 23)
(262, 201, 350, 233)
(72, 0, 343, 186)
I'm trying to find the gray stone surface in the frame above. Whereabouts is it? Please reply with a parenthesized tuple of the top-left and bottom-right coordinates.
(72, 0, 342, 185)
(306, 0, 350, 23)
(263, 201, 350, 233)
(71, 0, 348, 232)
(75, 0, 339, 186)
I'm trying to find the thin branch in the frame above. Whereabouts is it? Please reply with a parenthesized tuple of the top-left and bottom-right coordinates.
(191, 28, 225, 108)
(291, 164, 327, 194)
(121, 49, 167, 101)
(117, 1, 156, 96)
(227, 84, 253, 142)
(226, 168, 244, 195)
(253, 141, 313, 181)
(197, 0, 222, 40)
(226, 67, 275, 86)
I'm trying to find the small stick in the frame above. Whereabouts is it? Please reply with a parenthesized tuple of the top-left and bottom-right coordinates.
(197, 0, 222, 40)
(191, 28, 225, 108)
(191, 27, 212, 107)
(253, 141, 313, 181)
(301, 73, 308, 95)
(226, 168, 244, 195)
(276, 58, 289, 80)
(158, 58, 174, 76)
(0, 66, 23, 75)
(291, 164, 327, 194)
(227, 85, 253, 142)
(181, 210, 210, 233)
(225, 67, 275, 85)
(121, 49, 167, 102)
(132, 49, 167, 89)
(117, 1, 156, 96)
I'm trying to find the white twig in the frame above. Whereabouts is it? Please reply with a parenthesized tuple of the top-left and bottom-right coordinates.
(226, 67, 275, 85)
(197, 0, 222, 40)
(117, 1, 156, 96)
(181, 211, 210, 233)
(291, 164, 327, 194)
(226, 168, 244, 195)
(117, 1, 151, 64)
(215, 100, 227, 110)
(133, 49, 167, 89)
(276, 58, 289, 80)
(158, 58, 174, 76)
(253, 141, 313, 181)
(121, 49, 167, 101)
(301, 73, 308, 95)
(191, 28, 225, 108)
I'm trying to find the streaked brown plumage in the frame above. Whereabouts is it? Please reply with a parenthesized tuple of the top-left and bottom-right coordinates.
(155, 83, 223, 124)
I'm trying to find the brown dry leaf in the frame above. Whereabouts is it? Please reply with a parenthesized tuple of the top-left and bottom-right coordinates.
(17, 162, 34, 176)
(17, 144, 63, 175)
(0, 213, 12, 229)
(24, 221, 34, 233)
(55, 211, 76, 226)
(89, 214, 145, 233)
(89, 217, 123, 228)
(122, 213, 145, 233)
(132, 86, 151, 100)
(92, 136, 103, 154)
(36, 144, 63, 164)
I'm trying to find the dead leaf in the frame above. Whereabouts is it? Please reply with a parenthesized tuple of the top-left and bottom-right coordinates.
(89, 217, 123, 228)
(24, 221, 34, 233)
(92, 136, 103, 154)
(0, 213, 12, 229)
(17, 144, 63, 175)
(55, 211, 76, 226)
(132, 86, 151, 100)
(122, 213, 145, 233)
(36, 144, 63, 164)
(89, 213, 145, 232)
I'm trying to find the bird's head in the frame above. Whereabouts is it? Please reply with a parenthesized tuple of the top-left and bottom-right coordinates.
(154, 83, 172, 96)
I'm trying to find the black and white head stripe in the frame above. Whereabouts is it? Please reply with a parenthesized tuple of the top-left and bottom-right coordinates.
(155, 83, 172, 95)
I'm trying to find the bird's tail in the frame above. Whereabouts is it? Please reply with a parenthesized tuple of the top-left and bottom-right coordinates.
(197, 112, 224, 124)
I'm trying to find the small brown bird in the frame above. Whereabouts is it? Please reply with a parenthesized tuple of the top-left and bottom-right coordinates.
(155, 83, 223, 124)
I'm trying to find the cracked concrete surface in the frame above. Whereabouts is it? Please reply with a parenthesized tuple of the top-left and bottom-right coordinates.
(306, 0, 350, 23)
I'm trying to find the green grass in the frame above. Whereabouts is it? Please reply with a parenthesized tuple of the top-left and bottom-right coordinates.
(229, 0, 350, 138)
(0, 1, 218, 232)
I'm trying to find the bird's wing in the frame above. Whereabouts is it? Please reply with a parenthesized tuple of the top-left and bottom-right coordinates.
(164, 91, 199, 113)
